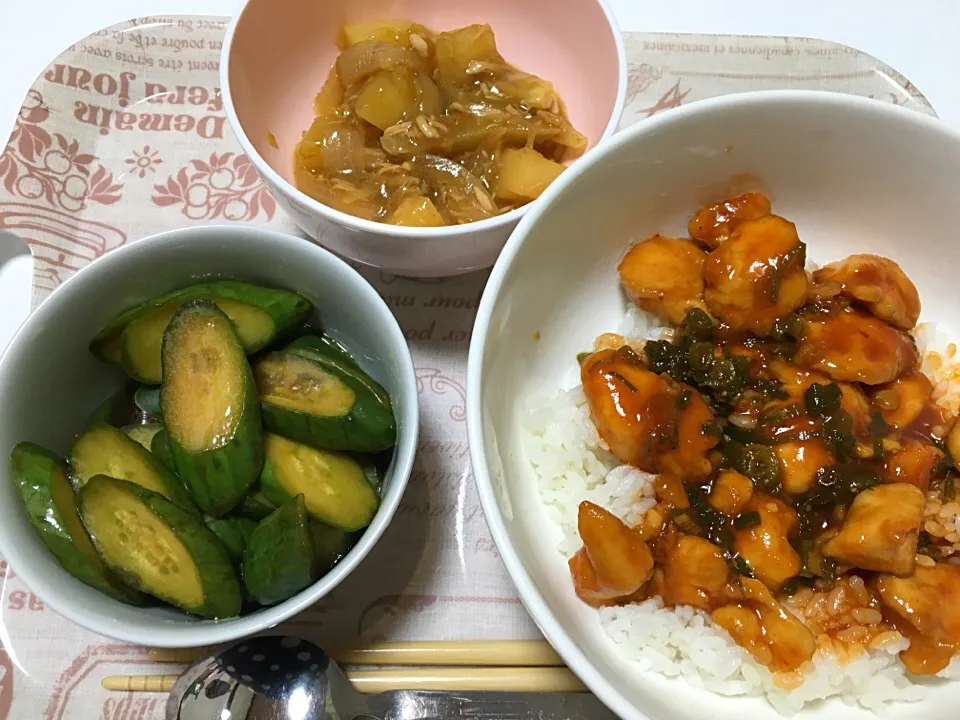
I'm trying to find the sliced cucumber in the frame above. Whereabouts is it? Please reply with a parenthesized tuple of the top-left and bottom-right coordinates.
(70, 424, 195, 511)
(79, 475, 241, 618)
(286, 338, 393, 412)
(242, 495, 317, 606)
(260, 433, 379, 531)
(121, 297, 274, 384)
(88, 382, 143, 427)
(134, 386, 163, 419)
(234, 492, 276, 521)
(310, 520, 357, 575)
(287, 333, 361, 369)
(363, 452, 389, 495)
(206, 517, 257, 567)
(255, 351, 396, 453)
(121, 423, 163, 452)
(150, 428, 177, 474)
(161, 301, 264, 516)
(90, 279, 312, 369)
(10, 443, 143, 604)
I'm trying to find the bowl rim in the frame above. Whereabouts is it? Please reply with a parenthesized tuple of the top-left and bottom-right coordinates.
(0, 224, 420, 647)
(466, 90, 956, 720)
(218, 0, 628, 239)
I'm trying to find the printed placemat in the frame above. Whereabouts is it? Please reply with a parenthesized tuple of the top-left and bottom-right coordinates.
(0, 16, 935, 719)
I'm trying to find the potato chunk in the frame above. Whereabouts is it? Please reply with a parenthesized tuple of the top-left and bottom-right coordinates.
(355, 70, 416, 130)
(433, 24, 499, 87)
(822, 483, 925, 575)
(388, 195, 445, 227)
(494, 148, 565, 202)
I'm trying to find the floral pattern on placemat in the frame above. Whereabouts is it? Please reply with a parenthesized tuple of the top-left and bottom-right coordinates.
(0, 90, 123, 212)
(152, 151, 275, 221)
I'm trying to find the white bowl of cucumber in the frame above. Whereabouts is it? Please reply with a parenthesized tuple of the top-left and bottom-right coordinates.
(0, 224, 418, 646)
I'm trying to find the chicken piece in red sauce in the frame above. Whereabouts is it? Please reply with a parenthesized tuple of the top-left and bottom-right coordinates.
(687, 192, 772, 250)
(877, 564, 960, 674)
(708, 469, 754, 516)
(883, 439, 946, 492)
(872, 371, 938, 432)
(619, 235, 709, 325)
(794, 305, 919, 385)
(712, 578, 817, 673)
(569, 501, 653, 607)
(812, 254, 921, 330)
(703, 215, 809, 336)
(774, 440, 833, 494)
(733, 493, 802, 591)
(822, 483, 925, 576)
(567, 194, 960, 680)
(580, 346, 718, 479)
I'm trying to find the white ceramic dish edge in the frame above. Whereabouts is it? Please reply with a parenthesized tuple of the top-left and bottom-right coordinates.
(467, 90, 960, 720)
(0, 224, 419, 647)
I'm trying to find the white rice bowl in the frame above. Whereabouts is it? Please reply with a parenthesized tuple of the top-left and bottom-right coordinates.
(521, 305, 960, 716)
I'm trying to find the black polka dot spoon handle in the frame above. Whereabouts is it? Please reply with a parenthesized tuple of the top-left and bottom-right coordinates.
(165, 635, 617, 719)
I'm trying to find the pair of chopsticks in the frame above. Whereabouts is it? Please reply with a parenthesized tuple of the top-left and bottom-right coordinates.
(101, 639, 586, 694)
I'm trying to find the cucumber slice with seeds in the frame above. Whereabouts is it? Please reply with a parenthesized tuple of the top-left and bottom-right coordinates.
(71, 424, 195, 511)
(121, 297, 274, 384)
(260, 433, 378, 531)
(90, 279, 312, 371)
(79, 475, 241, 618)
(161, 301, 263, 516)
(286, 338, 393, 412)
(10, 443, 143, 604)
(242, 495, 317, 606)
(256, 351, 396, 452)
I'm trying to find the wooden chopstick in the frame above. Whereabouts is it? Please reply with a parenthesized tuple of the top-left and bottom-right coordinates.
(103, 665, 586, 693)
(147, 639, 564, 667)
(147, 647, 208, 663)
(348, 666, 586, 693)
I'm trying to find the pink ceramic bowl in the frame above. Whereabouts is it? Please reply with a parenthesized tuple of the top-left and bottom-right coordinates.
(221, 0, 626, 277)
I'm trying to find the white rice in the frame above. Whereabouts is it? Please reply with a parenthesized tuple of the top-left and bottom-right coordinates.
(913, 322, 960, 418)
(522, 306, 959, 715)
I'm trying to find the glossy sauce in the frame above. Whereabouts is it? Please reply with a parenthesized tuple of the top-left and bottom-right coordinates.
(293, 22, 585, 225)
(568, 193, 960, 679)
(687, 192, 772, 249)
